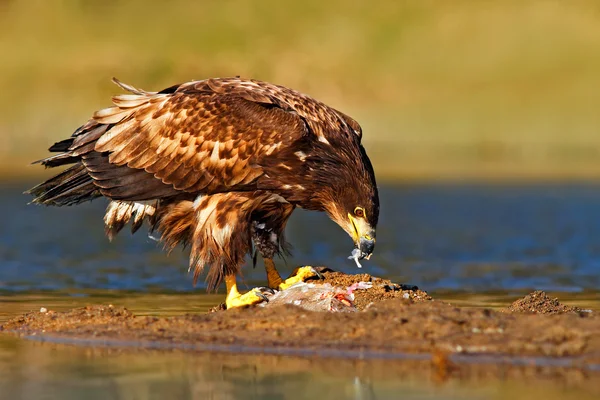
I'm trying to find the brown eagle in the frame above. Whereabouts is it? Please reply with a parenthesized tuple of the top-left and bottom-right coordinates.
(27, 77, 379, 308)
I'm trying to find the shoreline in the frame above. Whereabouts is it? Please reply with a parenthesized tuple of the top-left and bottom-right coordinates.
(2, 272, 599, 367)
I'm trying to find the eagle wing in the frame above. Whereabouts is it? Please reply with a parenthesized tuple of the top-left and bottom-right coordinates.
(68, 79, 310, 200)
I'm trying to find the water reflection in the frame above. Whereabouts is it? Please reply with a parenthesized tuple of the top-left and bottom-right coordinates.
(1, 334, 599, 400)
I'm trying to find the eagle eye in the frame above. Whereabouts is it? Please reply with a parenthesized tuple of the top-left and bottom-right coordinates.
(354, 207, 365, 218)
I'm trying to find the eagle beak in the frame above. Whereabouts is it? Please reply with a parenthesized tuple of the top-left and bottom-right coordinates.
(358, 236, 375, 260)
(348, 214, 376, 260)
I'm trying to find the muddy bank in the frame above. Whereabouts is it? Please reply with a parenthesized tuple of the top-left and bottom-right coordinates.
(2, 272, 599, 366)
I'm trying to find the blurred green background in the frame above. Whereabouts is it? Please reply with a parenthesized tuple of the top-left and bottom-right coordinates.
(2, 0, 600, 181)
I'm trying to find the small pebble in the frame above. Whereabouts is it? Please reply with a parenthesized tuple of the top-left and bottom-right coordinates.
(39, 307, 47, 313)
(402, 293, 410, 299)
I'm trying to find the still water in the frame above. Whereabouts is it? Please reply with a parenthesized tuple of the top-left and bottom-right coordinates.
(2, 182, 600, 399)
(2, 332, 600, 400)
(3, 182, 600, 293)
(2, 332, 599, 400)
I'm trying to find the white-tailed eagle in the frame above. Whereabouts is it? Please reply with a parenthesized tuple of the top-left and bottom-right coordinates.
(27, 77, 379, 308)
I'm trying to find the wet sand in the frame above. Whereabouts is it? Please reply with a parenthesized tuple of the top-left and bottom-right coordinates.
(2, 271, 599, 370)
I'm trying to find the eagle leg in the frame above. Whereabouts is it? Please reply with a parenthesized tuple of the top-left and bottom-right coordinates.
(264, 259, 324, 290)
(278, 266, 323, 290)
(264, 258, 283, 289)
(225, 274, 273, 309)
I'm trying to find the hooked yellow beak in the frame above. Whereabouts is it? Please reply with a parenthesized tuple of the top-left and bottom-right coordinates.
(348, 213, 376, 260)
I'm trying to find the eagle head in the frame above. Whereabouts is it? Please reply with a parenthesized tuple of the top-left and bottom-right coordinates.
(327, 188, 378, 262)
(319, 160, 379, 263)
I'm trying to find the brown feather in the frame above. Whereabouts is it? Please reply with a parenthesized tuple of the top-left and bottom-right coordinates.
(27, 76, 379, 293)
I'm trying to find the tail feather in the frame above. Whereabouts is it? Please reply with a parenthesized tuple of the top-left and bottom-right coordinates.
(26, 163, 100, 206)
(26, 163, 81, 195)
(26, 118, 111, 206)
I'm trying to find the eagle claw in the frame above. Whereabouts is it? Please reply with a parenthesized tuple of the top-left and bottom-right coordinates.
(254, 286, 276, 302)
(279, 266, 327, 290)
(226, 286, 275, 309)
(310, 266, 334, 280)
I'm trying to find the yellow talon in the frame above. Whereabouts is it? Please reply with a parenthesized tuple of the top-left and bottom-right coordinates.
(226, 289, 268, 308)
(225, 275, 270, 309)
(279, 266, 320, 290)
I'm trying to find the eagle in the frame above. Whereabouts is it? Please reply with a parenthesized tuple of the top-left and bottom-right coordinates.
(27, 77, 379, 308)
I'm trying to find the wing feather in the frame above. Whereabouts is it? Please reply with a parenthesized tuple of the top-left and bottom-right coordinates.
(94, 169, 149, 189)
(171, 168, 199, 191)
(57, 78, 326, 201)
(126, 147, 157, 170)
(71, 124, 109, 152)
(91, 89, 307, 196)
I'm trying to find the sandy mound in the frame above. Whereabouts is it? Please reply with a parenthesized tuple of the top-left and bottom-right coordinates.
(504, 291, 582, 314)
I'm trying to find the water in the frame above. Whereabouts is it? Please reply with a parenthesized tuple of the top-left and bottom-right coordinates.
(4, 182, 600, 293)
(2, 182, 600, 399)
(2, 334, 598, 400)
